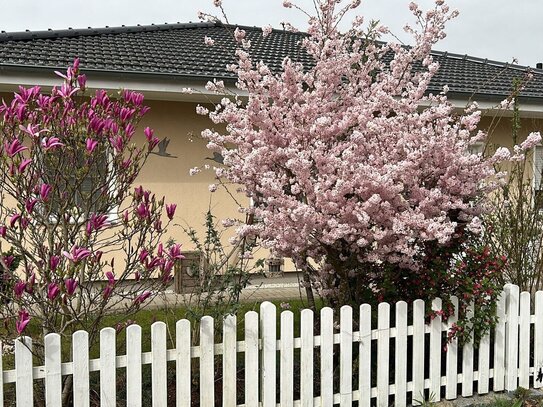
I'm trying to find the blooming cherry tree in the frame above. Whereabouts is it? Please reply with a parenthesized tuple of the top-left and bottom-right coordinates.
(0, 60, 182, 342)
(202, 0, 510, 306)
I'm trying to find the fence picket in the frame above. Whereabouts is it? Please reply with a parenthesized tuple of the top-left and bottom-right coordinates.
(0, 342, 3, 406)
(359, 304, 372, 407)
(340, 305, 353, 406)
(394, 301, 408, 407)
(152, 321, 168, 407)
(461, 303, 474, 397)
(446, 296, 459, 399)
(505, 284, 520, 391)
(261, 302, 277, 407)
(412, 299, 425, 405)
(245, 311, 259, 407)
(100, 328, 116, 407)
(519, 291, 531, 388)
(223, 314, 237, 407)
(176, 320, 191, 407)
(126, 324, 142, 407)
(320, 307, 333, 407)
(45, 333, 62, 407)
(377, 303, 390, 407)
(493, 292, 507, 391)
(535, 291, 543, 389)
(15, 336, 32, 407)
(300, 309, 314, 407)
(73, 330, 90, 407)
(281, 310, 294, 407)
(200, 316, 214, 407)
(429, 298, 442, 401)
(478, 332, 490, 394)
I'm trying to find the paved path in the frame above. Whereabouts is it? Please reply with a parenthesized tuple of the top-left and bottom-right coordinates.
(146, 273, 312, 309)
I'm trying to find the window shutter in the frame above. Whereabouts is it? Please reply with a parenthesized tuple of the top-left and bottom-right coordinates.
(534, 146, 543, 191)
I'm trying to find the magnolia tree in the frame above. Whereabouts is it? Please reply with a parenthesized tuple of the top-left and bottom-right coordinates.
(0, 60, 182, 344)
(198, 0, 518, 315)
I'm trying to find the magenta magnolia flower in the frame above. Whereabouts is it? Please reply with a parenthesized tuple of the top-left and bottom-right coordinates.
(16, 309, 30, 335)
(49, 255, 60, 271)
(64, 278, 78, 296)
(18, 158, 32, 174)
(0, 225, 6, 237)
(168, 244, 184, 260)
(4, 139, 27, 157)
(41, 137, 64, 151)
(134, 291, 151, 305)
(105, 271, 116, 286)
(135, 203, 150, 219)
(62, 245, 91, 263)
(86, 213, 108, 235)
(166, 204, 177, 220)
(138, 249, 149, 264)
(39, 184, 52, 201)
(9, 213, 21, 228)
(47, 283, 60, 300)
(25, 198, 38, 214)
(14, 281, 25, 298)
(85, 138, 98, 154)
(103, 284, 114, 300)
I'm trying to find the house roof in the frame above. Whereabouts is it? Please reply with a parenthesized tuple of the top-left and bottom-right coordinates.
(0, 22, 542, 101)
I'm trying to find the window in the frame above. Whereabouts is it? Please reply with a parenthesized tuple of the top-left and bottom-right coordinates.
(468, 143, 484, 156)
(40, 143, 116, 220)
(533, 145, 543, 209)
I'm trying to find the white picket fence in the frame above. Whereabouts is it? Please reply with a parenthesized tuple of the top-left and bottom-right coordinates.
(1, 283, 542, 406)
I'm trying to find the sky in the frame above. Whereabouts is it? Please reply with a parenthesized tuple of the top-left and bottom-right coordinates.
(0, 0, 541, 68)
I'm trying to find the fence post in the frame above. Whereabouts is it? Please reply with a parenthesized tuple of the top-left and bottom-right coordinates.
(505, 284, 520, 391)
(412, 299, 425, 405)
(493, 292, 507, 391)
(73, 330, 90, 407)
(519, 291, 531, 388)
(461, 302, 474, 397)
(300, 309, 314, 407)
(359, 303, 372, 407)
(260, 302, 277, 407)
(429, 298, 442, 401)
(376, 303, 389, 407)
(281, 310, 294, 407)
(535, 291, 543, 389)
(394, 301, 408, 407)
(176, 319, 191, 407)
(100, 327, 116, 407)
(126, 324, 142, 407)
(223, 314, 237, 407)
(320, 307, 333, 407)
(45, 333, 62, 407)
(445, 296, 459, 400)
(199, 316, 214, 407)
(15, 336, 32, 407)
(245, 311, 259, 407)
(340, 305, 353, 406)
(152, 321, 168, 407)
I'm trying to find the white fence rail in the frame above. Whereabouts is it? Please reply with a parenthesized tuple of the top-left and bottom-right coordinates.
(2, 283, 541, 406)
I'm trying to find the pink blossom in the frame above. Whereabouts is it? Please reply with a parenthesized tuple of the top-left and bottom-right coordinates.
(15, 309, 30, 335)
(234, 27, 246, 43)
(520, 132, 542, 151)
(204, 36, 215, 46)
(262, 25, 273, 38)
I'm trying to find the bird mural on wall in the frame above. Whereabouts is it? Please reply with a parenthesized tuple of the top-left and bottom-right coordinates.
(205, 152, 224, 165)
(151, 137, 177, 158)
